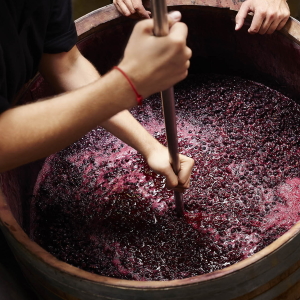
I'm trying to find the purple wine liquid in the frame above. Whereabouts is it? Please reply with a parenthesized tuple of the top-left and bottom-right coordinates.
(31, 74, 300, 281)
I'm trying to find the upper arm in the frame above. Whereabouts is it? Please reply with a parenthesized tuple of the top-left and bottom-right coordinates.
(38, 46, 80, 87)
(38, 46, 100, 93)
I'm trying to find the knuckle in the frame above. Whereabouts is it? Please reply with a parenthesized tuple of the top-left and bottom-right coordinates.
(257, 10, 267, 18)
(249, 27, 259, 33)
(277, 12, 284, 19)
(268, 12, 276, 20)
(179, 70, 188, 81)
(184, 181, 190, 189)
(133, 4, 142, 11)
(261, 12, 267, 18)
(171, 37, 185, 50)
(281, 11, 290, 19)
(189, 157, 195, 165)
(186, 61, 190, 69)
(187, 48, 192, 59)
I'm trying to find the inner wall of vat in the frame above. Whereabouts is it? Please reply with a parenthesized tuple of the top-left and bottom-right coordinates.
(77, 6, 300, 100)
(4, 6, 300, 234)
(182, 7, 300, 101)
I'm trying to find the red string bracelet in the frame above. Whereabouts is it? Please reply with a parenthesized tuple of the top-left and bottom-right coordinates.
(113, 66, 143, 105)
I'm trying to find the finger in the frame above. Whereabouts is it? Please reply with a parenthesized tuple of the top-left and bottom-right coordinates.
(149, 11, 182, 35)
(113, 0, 133, 16)
(123, 0, 136, 14)
(177, 156, 194, 188)
(248, 10, 265, 34)
(185, 60, 191, 70)
(132, 0, 151, 18)
(257, 17, 273, 34)
(135, 18, 156, 35)
(174, 184, 189, 193)
(265, 19, 280, 34)
(235, 2, 251, 31)
(186, 47, 192, 60)
(169, 21, 188, 40)
(277, 15, 290, 31)
(177, 178, 191, 190)
(168, 11, 182, 28)
(165, 170, 179, 189)
(174, 176, 190, 193)
(257, 8, 282, 34)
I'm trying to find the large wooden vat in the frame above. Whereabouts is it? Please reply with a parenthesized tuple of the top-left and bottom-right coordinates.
(1, 1, 300, 299)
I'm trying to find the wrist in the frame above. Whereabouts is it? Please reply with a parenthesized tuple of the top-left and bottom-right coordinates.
(143, 141, 167, 161)
(106, 67, 139, 110)
(113, 66, 143, 105)
(117, 60, 152, 99)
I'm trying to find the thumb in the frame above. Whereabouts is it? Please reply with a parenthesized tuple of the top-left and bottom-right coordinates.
(177, 155, 194, 188)
(150, 11, 182, 36)
(168, 11, 182, 28)
(164, 167, 179, 189)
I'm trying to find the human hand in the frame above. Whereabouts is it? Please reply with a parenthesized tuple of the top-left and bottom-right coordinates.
(235, 0, 290, 34)
(113, 0, 151, 19)
(118, 11, 192, 98)
(145, 144, 194, 193)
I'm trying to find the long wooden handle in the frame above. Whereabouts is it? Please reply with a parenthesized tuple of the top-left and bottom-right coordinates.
(152, 0, 184, 217)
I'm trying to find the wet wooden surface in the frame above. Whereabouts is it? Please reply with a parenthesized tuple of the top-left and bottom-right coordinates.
(0, 230, 38, 300)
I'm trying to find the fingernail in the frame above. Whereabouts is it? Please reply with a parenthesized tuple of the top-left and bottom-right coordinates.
(169, 11, 181, 21)
(235, 23, 239, 30)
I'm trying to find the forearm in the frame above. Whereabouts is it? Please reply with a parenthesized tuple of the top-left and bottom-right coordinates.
(0, 15, 191, 173)
(40, 46, 165, 160)
(101, 111, 165, 158)
(0, 69, 136, 172)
